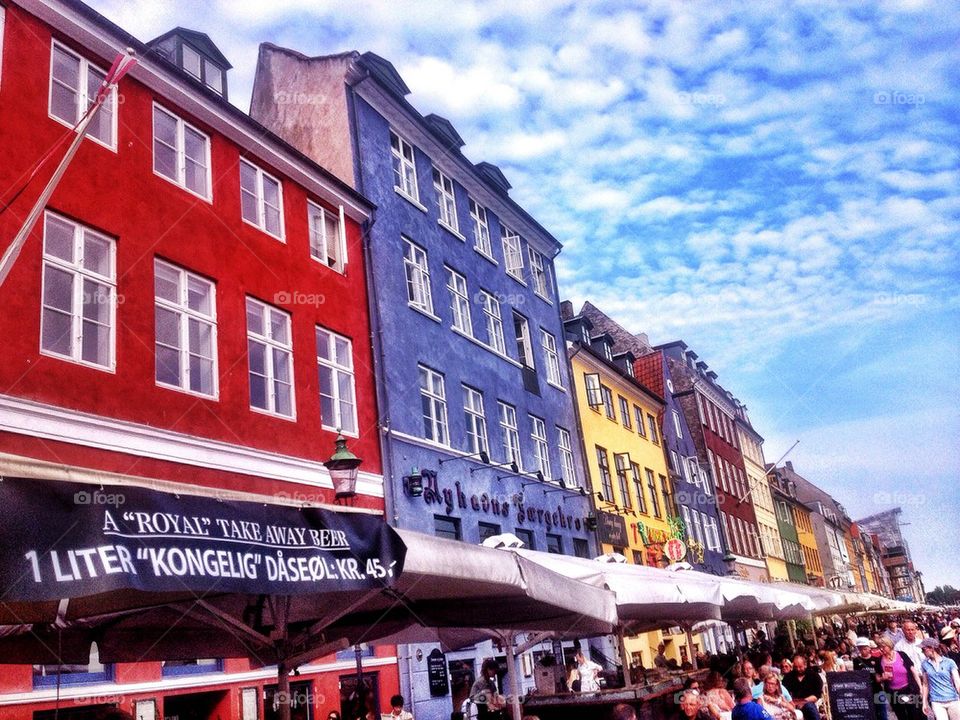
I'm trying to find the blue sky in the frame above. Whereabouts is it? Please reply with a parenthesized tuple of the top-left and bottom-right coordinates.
(89, 0, 960, 590)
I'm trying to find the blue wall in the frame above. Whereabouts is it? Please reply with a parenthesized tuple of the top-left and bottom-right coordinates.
(350, 94, 596, 554)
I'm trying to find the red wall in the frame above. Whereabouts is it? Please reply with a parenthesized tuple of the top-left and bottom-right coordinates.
(0, 6, 383, 483)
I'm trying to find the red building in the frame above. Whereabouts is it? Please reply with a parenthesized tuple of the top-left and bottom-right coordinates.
(0, 1, 397, 717)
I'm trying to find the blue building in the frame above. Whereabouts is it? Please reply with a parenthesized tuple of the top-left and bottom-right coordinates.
(251, 46, 595, 717)
(573, 304, 727, 576)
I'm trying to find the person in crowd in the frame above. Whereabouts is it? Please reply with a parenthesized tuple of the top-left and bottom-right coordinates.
(674, 689, 713, 720)
(878, 636, 923, 720)
(919, 638, 960, 720)
(655, 643, 670, 669)
(683, 677, 701, 693)
(818, 650, 836, 673)
(470, 658, 505, 719)
(782, 654, 823, 720)
(757, 672, 801, 720)
(576, 648, 603, 692)
(702, 670, 737, 719)
(885, 620, 904, 647)
(780, 658, 794, 676)
(385, 694, 414, 720)
(896, 621, 925, 668)
(732, 678, 775, 720)
(327, 713, 341, 720)
(942, 626, 960, 666)
(853, 637, 887, 720)
(564, 659, 580, 692)
(610, 703, 638, 720)
(754, 631, 774, 656)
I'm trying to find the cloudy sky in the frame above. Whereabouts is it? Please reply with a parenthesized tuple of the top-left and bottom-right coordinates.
(88, 0, 959, 590)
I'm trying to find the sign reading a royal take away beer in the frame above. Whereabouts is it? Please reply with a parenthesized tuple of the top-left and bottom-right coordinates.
(0, 478, 406, 602)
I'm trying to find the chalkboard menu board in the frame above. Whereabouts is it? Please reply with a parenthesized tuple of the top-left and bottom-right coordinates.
(597, 511, 628, 547)
(827, 670, 876, 720)
(428, 648, 449, 697)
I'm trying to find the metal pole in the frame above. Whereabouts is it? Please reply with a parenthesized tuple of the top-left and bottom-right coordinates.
(505, 632, 522, 720)
(618, 626, 634, 688)
(685, 627, 698, 670)
(277, 660, 291, 720)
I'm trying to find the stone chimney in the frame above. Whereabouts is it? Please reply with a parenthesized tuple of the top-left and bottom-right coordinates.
(560, 300, 574, 320)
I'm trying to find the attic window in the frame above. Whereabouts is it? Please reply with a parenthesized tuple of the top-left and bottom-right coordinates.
(181, 42, 224, 96)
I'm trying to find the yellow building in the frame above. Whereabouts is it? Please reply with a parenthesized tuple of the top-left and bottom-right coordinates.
(735, 406, 787, 581)
(565, 310, 700, 669)
(794, 503, 824, 586)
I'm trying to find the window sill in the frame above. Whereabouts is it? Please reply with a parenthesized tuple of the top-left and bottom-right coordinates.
(439, 221, 465, 242)
(395, 187, 428, 213)
(40, 348, 116, 374)
(153, 167, 212, 204)
(546, 380, 566, 393)
(250, 405, 298, 423)
(534, 290, 553, 304)
(451, 326, 522, 368)
(408, 303, 443, 324)
(156, 380, 220, 402)
(50, 111, 117, 153)
(506, 272, 527, 287)
(242, 216, 286, 242)
(475, 248, 498, 265)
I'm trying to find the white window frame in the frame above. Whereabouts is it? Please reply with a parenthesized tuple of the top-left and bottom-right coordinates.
(513, 311, 534, 369)
(152, 103, 212, 201)
(647, 413, 659, 444)
(528, 247, 552, 299)
(681, 506, 692, 539)
(501, 225, 525, 281)
(40, 212, 116, 371)
(154, 259, 218, 398)
(446, 267, 473, 336)
(634, 405, 646, 436)
(498, 401, 521, 468)
(541, 329, 562, 387)
(403, 238, 434, 315)
(631, 462, 647, 514)
(557, 427, 576, 486)
(390, 130, 419, 203)
(470, 198, 493, 259)
(479, 290, 505, 354)
(601, 386, 615, 420)
(316, 326, 358, 436)
(615, 453, 632, 509)
(672, 409, 684, 438)
(462, 385, 488, 456)
(530, 415, 551, 479)
(49, 41, 117, 150)
(239, 158, 285, 240)
(307, 200, 346, 272)
(584, 373, 603, 409)
(245, 297, 295, 419)
(419, 365, 449, 445)
(432, 167, 459, 234)
(619, 396, 632, 428)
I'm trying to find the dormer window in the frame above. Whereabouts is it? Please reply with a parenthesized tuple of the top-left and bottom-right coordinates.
(147, 28, 231, 99)
(602, 342, 612, 362)
(181, 43, 224, 95)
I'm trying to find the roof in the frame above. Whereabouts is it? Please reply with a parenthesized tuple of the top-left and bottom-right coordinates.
(424, 114, 465, 150)
(59, 0, 372, 214)
(146, 27, 233, 68)
(579, 302, 653, 357)
(358, 51, 411, 97)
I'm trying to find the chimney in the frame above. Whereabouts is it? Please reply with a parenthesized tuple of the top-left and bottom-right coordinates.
(560, 300, 574, 320)
(785, 461, 794, 472)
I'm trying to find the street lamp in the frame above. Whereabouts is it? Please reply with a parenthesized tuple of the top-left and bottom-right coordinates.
(324, 432, 362, 499)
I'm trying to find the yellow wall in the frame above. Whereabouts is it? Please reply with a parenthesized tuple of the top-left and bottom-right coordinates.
(793, 505, 823, 584)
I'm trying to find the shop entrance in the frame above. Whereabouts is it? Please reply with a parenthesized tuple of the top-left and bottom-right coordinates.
(163, 689, 230, 720)
(339, 671, 379, 720)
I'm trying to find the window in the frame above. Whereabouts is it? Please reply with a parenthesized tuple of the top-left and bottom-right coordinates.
(529, 248, 551, 298)
(669, 450, 680, 474)
(692, 458, 707, 494)
(419, 365, 448, 445)
(478, 290, 505, 354)
(154, 260, 217, 396)
(681, 506, 692, 538)
(584, 373, 603, 409)
(181, 43, 224, 95)
(601, 386, 615, 420)
(498, 401, 521, 467)
(615, 454, 631, 508)
(434, 515, 461, 541)
(447, 268, 472, 335)
(619, 396, 632, 428)
(647, 414, 659, 443)
(501, 225, 524, 280)
(316, 327, 357, 434)
(513, 312, 534, 368)
(307, 201, 344, 272)
(705, 516, 721, 551)
(631, 462, 647, 513)
(403, 238, 433, 314)
(153, 104, 210, 199)
(390, 130, 418, 202)
(573, 538, 589, 559)
(691, 511, 703, 545)
(557, 427, 576, 485)
(516, 528, 535, 550)
(546, 534, 563, 554)
(41, 213, 115, 369)
(432, 167, 459, 232)
(541, 330, 562, 386)
(635, 406, 646, 436)
(49, 42, 116, 148)
(239, 159, 284, 239)
(470, 199, 492, 257)
(479, 522, 501, 543)
(530, 416, 551, 479)
(672, 410, 684, 438)
(162, 658, 223, 677)
(647, 469, 661, 518)
(596, 447, 613, 502)
(246, 298, 294, 417)
(660, 475, 672, 517)
(463, 385, 488, 456)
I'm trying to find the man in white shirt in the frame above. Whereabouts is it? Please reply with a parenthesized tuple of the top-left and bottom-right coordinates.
(884, 619, 905, 647)
(895, 620, 925, 668)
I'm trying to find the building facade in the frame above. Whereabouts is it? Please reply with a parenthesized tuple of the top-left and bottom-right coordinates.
(857, 508, 925, 602)
(0, 1, 396, 718)
(250, 45, 594, 718)
(659, 343, 768, 581)
(768, 467, 808, 584)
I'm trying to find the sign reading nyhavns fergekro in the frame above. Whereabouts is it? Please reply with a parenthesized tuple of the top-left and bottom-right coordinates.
(419, 474, 588, 533)
(0, 478, 406, 602)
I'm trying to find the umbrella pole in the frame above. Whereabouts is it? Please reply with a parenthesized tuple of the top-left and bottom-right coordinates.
(505, 631, 522, 720)
(275, 596, 292, 720)
(617, 626, 633, 688)
(277, 659, 291, 720)
(685, 626, 698, 670)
